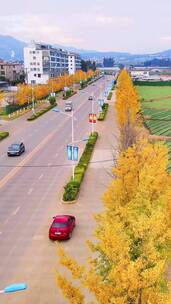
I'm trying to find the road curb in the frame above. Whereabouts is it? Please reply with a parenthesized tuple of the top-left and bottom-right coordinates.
(60, 197, 77, 204)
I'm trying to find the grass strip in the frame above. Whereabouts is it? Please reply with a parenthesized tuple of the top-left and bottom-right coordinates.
(0, 131, 9, 141)
(98, 103, 109, 121)
(27, 103, 57, 121)
(63, 132, 98, 201)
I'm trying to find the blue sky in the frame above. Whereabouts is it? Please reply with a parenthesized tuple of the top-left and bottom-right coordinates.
(0, 0, 171, 53)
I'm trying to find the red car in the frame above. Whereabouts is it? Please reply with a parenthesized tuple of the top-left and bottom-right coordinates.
(49, 215, 76, 240)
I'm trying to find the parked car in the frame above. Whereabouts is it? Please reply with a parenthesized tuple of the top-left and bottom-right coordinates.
(49, 215, 76, 240)
(65, 102, 73, 112)
(88, 96, 93, 100)
(7, 142, 25, 156)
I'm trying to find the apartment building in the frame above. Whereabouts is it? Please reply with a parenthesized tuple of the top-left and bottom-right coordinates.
(24, 41, 69, 84)
(68, 52, 81, 75)
(0, 60, 24, 83)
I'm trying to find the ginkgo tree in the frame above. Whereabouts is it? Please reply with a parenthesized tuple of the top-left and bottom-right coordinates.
(16, 69, 95, 105)
(56, 140, 171, 304)
(115, 70, 140, 150)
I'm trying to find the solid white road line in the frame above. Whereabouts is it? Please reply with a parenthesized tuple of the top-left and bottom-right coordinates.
(38, 173, 44, 180)
(11, 206, 20, 216)
(27, 188, 33, 195)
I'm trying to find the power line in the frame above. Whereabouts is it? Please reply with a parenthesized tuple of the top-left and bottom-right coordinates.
(0, 158, 116, 168)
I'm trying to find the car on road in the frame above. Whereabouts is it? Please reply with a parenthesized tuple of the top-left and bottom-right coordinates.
(49, 215, 76, 240)
(88, 96, 93, 100)
(7, 142, 25, 156)
(65, 102, 73, 112)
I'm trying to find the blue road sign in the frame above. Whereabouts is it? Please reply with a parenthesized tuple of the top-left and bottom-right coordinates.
(67, 145, 78, 161)
(67, 145, 72, 160)
(73, 146, 78, 161)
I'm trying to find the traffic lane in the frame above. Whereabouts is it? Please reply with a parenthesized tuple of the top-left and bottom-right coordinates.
(0, 78, 105, 176)
(0, 92, 99, 282)
(0, 92, 98, 215)
(0, 81, 111, 303)
(0, 80, 102, 181)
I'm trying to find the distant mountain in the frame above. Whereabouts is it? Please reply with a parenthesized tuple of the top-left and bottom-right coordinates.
(1, 34, 171, 64)
(0, 35, 26, 61)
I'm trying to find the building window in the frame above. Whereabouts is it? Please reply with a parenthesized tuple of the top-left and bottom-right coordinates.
(38, 74, 41, 78)
(33, 56, 36, 60)
(34, 74, 37, 77)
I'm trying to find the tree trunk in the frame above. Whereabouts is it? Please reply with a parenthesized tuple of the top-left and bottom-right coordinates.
(138, 289, 142, 304)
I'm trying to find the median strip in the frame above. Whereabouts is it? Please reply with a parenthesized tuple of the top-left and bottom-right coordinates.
(63, 132, 98, 202)
(27, 103, 57, 121)
(98, 103, 109, 121)
(0, 131, 9, 141)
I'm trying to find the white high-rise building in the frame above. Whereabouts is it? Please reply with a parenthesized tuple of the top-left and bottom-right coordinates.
(68, 53, 81, 75)
(24, 41, 69, 84)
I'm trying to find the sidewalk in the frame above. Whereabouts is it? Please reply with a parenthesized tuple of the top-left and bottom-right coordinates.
(4, 94, 119, 304)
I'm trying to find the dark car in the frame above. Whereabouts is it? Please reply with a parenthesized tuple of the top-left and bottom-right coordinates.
(49, 215, 76, 240)
(7, 142, 25, 156)
(65, 102, 73, 112)
(88, 96, 93, 100)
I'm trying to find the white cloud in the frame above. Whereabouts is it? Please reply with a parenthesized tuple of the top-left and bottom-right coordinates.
(160, 36, 171, 42)
(0, 14, 84, 45)
(95, 15, 134, 27)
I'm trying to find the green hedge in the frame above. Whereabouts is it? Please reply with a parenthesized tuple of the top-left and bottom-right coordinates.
(63, 132, 98, 201)
(107, 91, 113, 100)
(0, 131, 9, 141)
(27, 103, 56, 121)
(133, 81, 171, 86)
(98, 103, 109, 121)
(63, 91, 76, 100)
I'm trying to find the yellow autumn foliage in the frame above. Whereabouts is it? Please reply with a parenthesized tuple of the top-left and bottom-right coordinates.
(16, 69, 95, 105)
(56, 140, 171, 304)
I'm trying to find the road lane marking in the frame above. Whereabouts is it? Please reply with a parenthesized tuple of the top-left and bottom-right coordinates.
(54, 152, 58, 158)
(28, 188, 33, 195)
(4, 218, 9, 224)
(0, 128, 59, 190)
(0, 86, 102, 190)
(12, 206, 20, 216)
(38, 173, 44, 180)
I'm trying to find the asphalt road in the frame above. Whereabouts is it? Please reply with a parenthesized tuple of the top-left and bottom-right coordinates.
(0, 76, 113, 302)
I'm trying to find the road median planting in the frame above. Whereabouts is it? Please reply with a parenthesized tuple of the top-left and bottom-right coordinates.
(63, 132, 98, 202)
(63, 91, 77, 100)
(107, 91, 113, 100)
(98, 103, 109, 121)
(0, 131, 9, 141)
(27, 103, 57, 121)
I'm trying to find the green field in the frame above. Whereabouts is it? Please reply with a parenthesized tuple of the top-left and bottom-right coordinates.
(142, 99, 171, 109)
(138, 85, 171, 171)
(136, 86, 171, 101)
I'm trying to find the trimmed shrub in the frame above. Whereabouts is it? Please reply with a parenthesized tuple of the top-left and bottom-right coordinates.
(27, 103, 56, 121)
(63, 132, 98, 201)
(98, 103, 109, 121)
(48, 96, 56, 105)
(0, 131, 9, 141)
(107, 91, 113, 100)
(133, 81, 171, 86)
(63, 90, 76, 100)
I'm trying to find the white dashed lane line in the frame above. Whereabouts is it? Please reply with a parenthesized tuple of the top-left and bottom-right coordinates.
(11, 206, 20, 216)
(27, 188, 33, 195)
(38, 173, 44, 180)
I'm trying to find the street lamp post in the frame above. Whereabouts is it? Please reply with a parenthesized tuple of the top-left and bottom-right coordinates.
(91, 94, 94, 134)
(0, 283, 27, 294)
(31, 83, 35, 114)
(52, 108, 75, 180)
